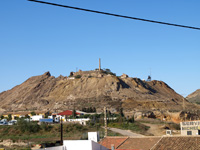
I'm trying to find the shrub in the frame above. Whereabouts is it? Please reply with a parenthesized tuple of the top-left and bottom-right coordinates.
(75, 75, 81, 79)
(0, 115, 4, 119)
(8, 114, 12, 121)
(31, 111, 36, 116)
(17, 119, 40, 133)
(40, 123, 53, 131)
(65, 123, 86, 132)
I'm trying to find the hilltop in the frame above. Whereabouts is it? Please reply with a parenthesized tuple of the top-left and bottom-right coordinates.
(0, 69, 199, 121)
(186, 89, 200, 104)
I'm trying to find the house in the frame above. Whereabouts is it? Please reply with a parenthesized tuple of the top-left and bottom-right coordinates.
(2, 111, 47, 120)
(67, 118, 90, 125)
(180, 120, 200, 136)
(39, 140, 108, 150)
(57, 110, 81, 120)
(58, 110, 81, 116)
(33, 132, 107, 150)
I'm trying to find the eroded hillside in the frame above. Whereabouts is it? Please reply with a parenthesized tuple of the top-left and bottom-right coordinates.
(0, 70, 198, 117)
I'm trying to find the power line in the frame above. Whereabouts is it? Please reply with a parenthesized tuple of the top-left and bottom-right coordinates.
(28, 0, 200, 31)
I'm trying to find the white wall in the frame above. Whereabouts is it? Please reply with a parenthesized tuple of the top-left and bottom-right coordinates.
(31, 115, 43, 121)
(88, 132, 99, 142)
(64, 140, 92, 150)
(64, 140, 108, 150)
(39, 145, 65, 150)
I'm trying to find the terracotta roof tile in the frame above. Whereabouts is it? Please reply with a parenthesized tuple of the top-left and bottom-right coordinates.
(99, 136, 128, 150)
(58, 110, 80, 116)
(117, 137, 160, 150)
(151, 136, 200, 150)
(100, 136, 200, 150)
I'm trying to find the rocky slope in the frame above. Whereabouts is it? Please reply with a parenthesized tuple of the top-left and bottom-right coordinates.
(186, 89, 200, 104)
(0, 70, 199, 119)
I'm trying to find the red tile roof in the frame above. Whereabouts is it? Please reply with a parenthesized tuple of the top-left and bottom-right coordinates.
(151, 136, 200, 150)
(100, 136, 200, 150)
(58, 110, 80, 116)
(99, 136, 128, 150)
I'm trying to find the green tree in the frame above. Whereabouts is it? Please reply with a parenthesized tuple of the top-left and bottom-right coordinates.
(93, 107, 96, 112)
(31, 111, 36, 116)
(14, 116, 19, 120)
(119, 108, 124, 117)
(25, 114, 30, 119)
(0, 115, 4, 120)
(72, 109, 76, 118)
(45, 111, 50, 118)
(75, 75, 81, 79)
(8, 114, 12, 121)
(128, 115, 135, 123)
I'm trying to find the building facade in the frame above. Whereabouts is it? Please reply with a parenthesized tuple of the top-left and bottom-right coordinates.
(180, 120, 200, 136)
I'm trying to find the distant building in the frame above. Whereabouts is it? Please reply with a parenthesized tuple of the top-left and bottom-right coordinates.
(67, 118, 90, 125)
(146, 75, 151, 81)
(58, 110, 81, 116)
(180, 120, 200, 136)
(2, 111, 47, 120)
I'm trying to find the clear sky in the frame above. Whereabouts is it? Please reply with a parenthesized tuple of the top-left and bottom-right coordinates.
(0, 0, 200, 96)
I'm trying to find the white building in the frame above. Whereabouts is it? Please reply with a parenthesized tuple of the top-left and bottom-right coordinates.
(67, 118, 90, 125)
(38, 140, 108, 150)
(180, 120, 200, 136)
(31, 115, 44, 121)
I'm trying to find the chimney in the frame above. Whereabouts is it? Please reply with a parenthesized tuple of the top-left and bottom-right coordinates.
(111, 144, 115, 150)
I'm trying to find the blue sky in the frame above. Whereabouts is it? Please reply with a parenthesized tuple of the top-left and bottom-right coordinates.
(0, 0, 200, 96)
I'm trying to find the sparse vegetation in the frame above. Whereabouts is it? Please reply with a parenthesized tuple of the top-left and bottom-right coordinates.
(0, 122, 121, 142)
(81, 107, 96, 113)
(108, 121, 149, 134)
(0, 115, 4, 119)
(75, 75, 81, 79)
(31, 111, 36, 116)
(8, 114, 12, 121)
(102, 68, 116, 76)
(17, 118, 40, 133)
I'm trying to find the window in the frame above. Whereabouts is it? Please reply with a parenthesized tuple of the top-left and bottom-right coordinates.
(187, 131, 192, 135)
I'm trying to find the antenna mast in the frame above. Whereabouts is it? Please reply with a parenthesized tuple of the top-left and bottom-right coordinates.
(99, 58, 101, 71)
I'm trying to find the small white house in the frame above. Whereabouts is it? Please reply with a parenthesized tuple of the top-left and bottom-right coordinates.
(31, 115, 44, 121)
(67, 118, 90, 125)
(38, 132, 106, 150)
(63, 140, 108, 150)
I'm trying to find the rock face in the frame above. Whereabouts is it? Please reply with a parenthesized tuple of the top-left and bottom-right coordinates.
(0, 70, 199, 117)
(186, 89, 200, 104)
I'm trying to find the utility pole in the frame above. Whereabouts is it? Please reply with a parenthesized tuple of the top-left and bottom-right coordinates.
(104, 107, 107, 137)
(60, 117, 63, 145)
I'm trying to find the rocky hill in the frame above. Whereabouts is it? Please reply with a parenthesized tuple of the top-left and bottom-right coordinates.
(186, 89, 200, 104)
(0, 70, 199, 121)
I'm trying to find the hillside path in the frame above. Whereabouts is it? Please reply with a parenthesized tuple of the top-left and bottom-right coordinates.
(108, 127, 144, 136)
(141, 123, 164, 136)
